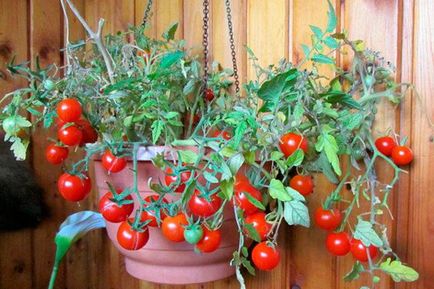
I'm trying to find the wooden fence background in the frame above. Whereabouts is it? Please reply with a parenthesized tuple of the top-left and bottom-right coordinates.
(0, 0, 433, 288)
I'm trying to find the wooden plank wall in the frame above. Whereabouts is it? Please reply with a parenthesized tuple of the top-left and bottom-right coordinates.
(0, 0, 432, 288)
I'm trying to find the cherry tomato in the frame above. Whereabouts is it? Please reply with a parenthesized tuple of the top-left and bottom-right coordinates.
(234, 173, 263, 215)
(279, 132, 308, 157)
(326, 232, 351, 256)
(57, 173, 91, 202)
(391, 146, 413, 166)
(102, 150, 127, 173)
(45, 143, 68, 165)
(252, 242, 280, 271)
(188, 190, 222, 218)
(204, 88, 215, 102)
(289, 175, 314, 196)
(164, 167, 192, 193)
(314, 207, 342, 231)
(117, 220, 149, 250)
(140, 195, 168, 227)
(350, 239, 379, 262)
(375, 136, 396, 156)
(76, 119, 98, 145)
(98, 191, 134, 223)
(184, 225, 204, 245)
(195, 227, 221, 253)
(58, 125, 83, 146)
(161, 213, 188, 242)
(211, 129, 232, 140)
(56, 98, 82, 123)
(245, 212, 271, 241)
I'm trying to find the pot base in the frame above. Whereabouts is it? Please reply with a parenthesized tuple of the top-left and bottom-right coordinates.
(125, 257, 236, 284)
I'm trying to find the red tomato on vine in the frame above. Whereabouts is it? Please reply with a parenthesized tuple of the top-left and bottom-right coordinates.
(161, 213, 188, 242)
(326, 232, 351, 256)
(45, 143, 68, 165)
(279, 132, 308, 157)
(140, 195, 168, 227)
(233, 173, 263, 215)
(289, 175, 314, 196)
(204, 88, 215, 102)
(57, 173, 91, 202)
(391, 146, 413, 166)
(188, 190, 222, 218)
(314, 207, 342, 231)
(117, 220, 149, 250)
(56, 98, 82, 123)
(252, 242, 280, 271)
(58, 125, 83, 146)
(102, 150, 127, 173)
(76, 119, 98, 145)
(374, 136, 396, 156)
(245, 212, 271, 241)
(98, 191, 134, 223)
(350, 239, 379, 262)
(165, 167, 192, 193)
(195, 227, 221, 253)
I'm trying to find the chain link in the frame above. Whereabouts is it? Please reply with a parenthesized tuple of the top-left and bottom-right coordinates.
(142, 0, 153, 27)
(202, 0, 210, 86)
(224, 0, 240, 94)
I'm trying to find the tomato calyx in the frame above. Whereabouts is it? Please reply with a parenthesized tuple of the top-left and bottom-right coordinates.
(105, 182, 134, 206)
(164, 163, 194, 193)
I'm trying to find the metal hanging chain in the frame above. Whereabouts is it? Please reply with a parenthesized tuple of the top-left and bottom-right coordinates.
(142, 0, 153, 27)
(202, 0, 210, 86)
(224, 0, 240, 93)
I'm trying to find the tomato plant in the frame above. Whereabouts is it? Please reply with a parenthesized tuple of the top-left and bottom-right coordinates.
(45, 143, 69, 165)
(195, 227, 221, 253)
(252, 242, 280, 271)
(350, 239, 379, 262)
(279, 132, 308, 157)
(244, 212, 271, 241)
(140, 195, 167, 227)
(164, 167, 192, 193)
(204, 88, 215, 102)
(56, 98, 82, 123)
(188, 190, 222, 217)
(391, 146, 413, 166)
(76, 119, 98, 145)
(102, 150, 127, 173)
(289, 175, 314, 196)
(375, 136, 396, 156)
(314, 207, 342, 231)
(57, 173, 91, 202)
(233, 173, 263, 215)
(326, 232, 351, 256)
(161, 213, 188, 242)
(98, 191, 134, 223)
(117, 220, 149, 250)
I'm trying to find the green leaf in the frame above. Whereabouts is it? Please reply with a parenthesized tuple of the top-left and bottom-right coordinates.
(353, 219, 383, 247)
(151, 120, 164, 144)
(244, 151, 256, 165)
(220, 178, 234, 200)
(257, 69, 297, 102)
(50, 212, 105, 289)
(269, 179, 293, 202)
(10, 138, 29, 160)
(344, 261, 364, 281)
(315, 129, 342, 175)
(342, 112, 364, 130)
(301, 44, 310, 57)
(181, 181, 196, 205)
(164, 111, 179, 119)
(379, 258, 419, 282)
(232, 121, 247, 147)
(310, 25, 323, 39)
(159, 50, 184, 69)
(286, 149, 304, 167)
(244, 192, 266, 211)
(178, 150, 198, 164)
(326, 0, 337, 33)
(324, 36, 339, 49)
(312, 54, 335, 64)
(271, 151, 285, 161)
(203, 171, 219, 184)
(283, 200, 310, 227)
(162, 22, 178, 41)
(285, 186, 306, 201)
(245, 223, 261, 242)
(317, 151, 339, 184)
(228, 153, 245, 175)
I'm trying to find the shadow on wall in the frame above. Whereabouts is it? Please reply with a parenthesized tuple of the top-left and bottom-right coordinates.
(0, 136, 44, 230)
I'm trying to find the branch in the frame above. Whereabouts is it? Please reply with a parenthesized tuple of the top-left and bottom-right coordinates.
(63, 0, 115, 83)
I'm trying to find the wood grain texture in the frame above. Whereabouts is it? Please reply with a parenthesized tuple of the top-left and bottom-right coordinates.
(0, 0, 432, 288)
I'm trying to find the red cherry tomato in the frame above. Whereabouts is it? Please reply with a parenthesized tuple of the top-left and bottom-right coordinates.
(391, 146, 413, 166)
(164, 167, 192, 193)
(117, 220, 149, 250)
(233, 173, 263, 215)
(326, 232, 351, 256)
(375, 136, 397, 156)
(57, 173, 91, 202)
(161, 213, 188, 242)
(350, 239, 379, 262)
(98, 191, 134, 223)
(76, 119, 98, 145)
(58, 125, 83, 146)
(188, 190, 222, 218)
(289, 175, 314, 196)
(252, 242, 280, 271)
(279, 132, 308, 157)
(45, 143, 68, 165)
(211, 129, 232, 140)
(102, 150, 127, 173)
(56, 98, 82, 123)
(195, 227, 221, 253)
(245, 212, 271, 241)
(140, 195, 168, 227)
(204, 88, 215, 102)
(314, 207, 342, 231)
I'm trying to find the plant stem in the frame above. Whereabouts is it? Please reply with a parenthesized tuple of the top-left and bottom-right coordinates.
(48, 264, 59, 289)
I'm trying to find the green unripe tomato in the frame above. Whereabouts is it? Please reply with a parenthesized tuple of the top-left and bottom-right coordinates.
(43, 79, 55, 91)
(351, 147, 365, 161)
(184, 225, 203, 245)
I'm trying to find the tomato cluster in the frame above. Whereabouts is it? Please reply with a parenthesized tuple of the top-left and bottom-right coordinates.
(375, 136, 413, 166)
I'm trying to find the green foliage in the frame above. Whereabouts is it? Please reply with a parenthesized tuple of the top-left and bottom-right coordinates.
(379, 258, 419, 282)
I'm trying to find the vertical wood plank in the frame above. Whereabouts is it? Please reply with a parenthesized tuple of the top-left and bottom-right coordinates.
(29, 0, 66, 288)
(288, 1, 338, 288)
(156, 0, 184, 39)
(402, 0, 434, 288)
(184, 1, 210, 58)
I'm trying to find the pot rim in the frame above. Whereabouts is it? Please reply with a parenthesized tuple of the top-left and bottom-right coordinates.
(93, 145, 199, 161)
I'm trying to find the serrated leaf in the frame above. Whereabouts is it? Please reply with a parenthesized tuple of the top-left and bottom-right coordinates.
(257, 70, 297, 102)
(353, 220, 383, 247)
(269, 179, 293, 201)
(151, 120, 164, 144)
(310, 25, 323, 39)
(203, 171, 219, 184)
(316, 130, 341, 175)
(379, 258, 419, 282)
(286, 149, 304, 167)
(178, 150, 198, 164)
(344, 261, 364, 281)
(228, 153, 245, 175)
(220, 178, 234, 200)
(326, 0, 337, 32)
(312, 54, 335, 64)
(162, 22, 178, 41)
(244, 191, 265, 211)
(317, 151, 339, 184)
(11, 138, 29, 160)
(159, 50, 184, 69)
(283, 200, 310, 227)
(285, 186, 305, 201)
(324, 36, 339, 49)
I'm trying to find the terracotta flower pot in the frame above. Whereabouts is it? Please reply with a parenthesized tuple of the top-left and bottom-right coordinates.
(94, 146, 238, 284)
